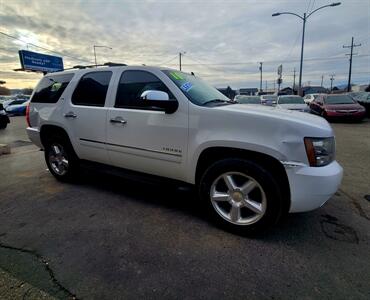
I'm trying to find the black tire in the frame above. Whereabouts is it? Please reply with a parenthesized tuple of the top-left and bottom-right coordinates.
(0, 120, 7, 129)
(44, 134, 80, 182)
(199, 158, 284, 235)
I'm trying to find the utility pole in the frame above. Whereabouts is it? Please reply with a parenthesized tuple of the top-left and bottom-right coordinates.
(179, 51, 186, 71)
(321, 75, 324, 87)
(330, 74, 335, 92)
(293, 68, 296, 94)
(265, 80, 267, 91)
(259, 62, 263, 92)
(343, 37, 361, 92)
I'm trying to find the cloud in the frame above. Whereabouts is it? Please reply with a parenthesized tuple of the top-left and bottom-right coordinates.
(0, 0, 369, 89)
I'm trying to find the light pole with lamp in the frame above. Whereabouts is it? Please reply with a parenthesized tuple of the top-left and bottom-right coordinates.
(93, 45, 112, 67)
(272, 2, 341, 95)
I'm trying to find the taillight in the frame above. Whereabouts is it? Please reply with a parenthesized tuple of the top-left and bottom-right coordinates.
(26, 103, 31, 127)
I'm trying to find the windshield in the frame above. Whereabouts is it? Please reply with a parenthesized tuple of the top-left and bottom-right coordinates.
(235, 96, 260, 104)
(325, 95, 355, 104)
(163, 70, 231, 106)
(278, 96, 305, 104)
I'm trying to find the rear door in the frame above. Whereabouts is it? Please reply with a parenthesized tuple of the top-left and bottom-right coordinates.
(62, 71, 113, 164)
(106, 69, 188, 181)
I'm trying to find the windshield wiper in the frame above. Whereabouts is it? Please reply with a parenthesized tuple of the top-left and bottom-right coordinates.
(201, 99, 236, 106)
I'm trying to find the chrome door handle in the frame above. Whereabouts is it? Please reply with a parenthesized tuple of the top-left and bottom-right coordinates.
(110, 118, 127, 125)
(64, 112, 77, 118)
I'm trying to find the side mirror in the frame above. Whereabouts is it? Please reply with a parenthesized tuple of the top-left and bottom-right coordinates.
(140, 90, 178, 114)
(0, 103, 3, 110)
(141, 90, 169, 101)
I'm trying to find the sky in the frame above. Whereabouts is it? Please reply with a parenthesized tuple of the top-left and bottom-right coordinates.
(0, 0, 369, 90)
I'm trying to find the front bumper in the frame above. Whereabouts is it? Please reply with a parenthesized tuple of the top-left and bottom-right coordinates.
(326, 110, 366, 120)
(284, 161, 343, 213)
(26, 127, 43, 149)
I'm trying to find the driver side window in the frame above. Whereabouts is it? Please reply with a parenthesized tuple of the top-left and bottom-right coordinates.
(115, 70, 175, 110)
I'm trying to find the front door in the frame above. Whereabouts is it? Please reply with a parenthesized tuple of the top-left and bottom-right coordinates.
(106, 70, 188, 181)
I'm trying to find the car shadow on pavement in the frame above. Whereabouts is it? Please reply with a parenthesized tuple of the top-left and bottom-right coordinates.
(75, 167, 319, 241)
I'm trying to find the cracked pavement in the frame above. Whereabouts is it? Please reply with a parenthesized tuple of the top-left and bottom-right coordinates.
(0, 116, 369, 299)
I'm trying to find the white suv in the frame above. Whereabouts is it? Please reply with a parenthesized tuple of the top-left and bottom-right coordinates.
(27, 65, 343, 233)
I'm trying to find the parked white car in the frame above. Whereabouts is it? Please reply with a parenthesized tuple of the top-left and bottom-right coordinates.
(304, 93, 321, 104)
(277, 95, 310, 112)
(26, 66, 343, 233)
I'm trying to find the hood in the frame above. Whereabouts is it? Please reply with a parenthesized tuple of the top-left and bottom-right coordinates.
(214, 104, 331, 132)
(324, 103, 362, 110)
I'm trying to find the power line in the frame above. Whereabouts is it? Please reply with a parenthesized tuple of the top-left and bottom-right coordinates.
(156, 55, 178, 66)
(164, 54, 370, 67)
(0, 31, 93, 63)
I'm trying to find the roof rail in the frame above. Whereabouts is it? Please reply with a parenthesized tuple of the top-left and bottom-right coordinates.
(67, 62, 128, 70)
(103, 62, 127, 66)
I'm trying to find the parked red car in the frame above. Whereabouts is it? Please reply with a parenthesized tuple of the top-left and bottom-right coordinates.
(310, 94, 366, 121)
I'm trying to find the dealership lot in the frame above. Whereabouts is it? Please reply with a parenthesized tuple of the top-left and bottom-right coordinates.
(0, 116, 369, 299)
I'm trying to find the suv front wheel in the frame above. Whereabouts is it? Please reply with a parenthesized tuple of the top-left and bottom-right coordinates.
(199, 158, 284, 234)
(44, 135, 79, 181)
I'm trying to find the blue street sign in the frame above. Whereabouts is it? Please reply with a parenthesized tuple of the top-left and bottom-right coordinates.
(18, 50, 64, 73)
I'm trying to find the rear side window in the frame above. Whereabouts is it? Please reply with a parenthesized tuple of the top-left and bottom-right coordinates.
(72, 71, 112, 107)
(115, 70, 174, 109)
(31, 73, 74, 103)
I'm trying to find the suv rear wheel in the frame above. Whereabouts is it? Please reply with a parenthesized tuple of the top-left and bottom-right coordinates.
(0, 119, 7, 129)
(199, 158, 284, 234)
(44, 135, 79, 181)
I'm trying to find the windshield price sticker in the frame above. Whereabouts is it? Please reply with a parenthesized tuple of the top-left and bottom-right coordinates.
(180, 82, 193, 92)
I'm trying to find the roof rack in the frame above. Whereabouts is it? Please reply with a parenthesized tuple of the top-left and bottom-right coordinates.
(67, 62, 127, 70)
(104, 62, 127, 67)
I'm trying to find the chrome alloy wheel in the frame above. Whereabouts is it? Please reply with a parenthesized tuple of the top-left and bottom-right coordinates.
(210, 172, 267, 225)
(48, 143, 69, 176)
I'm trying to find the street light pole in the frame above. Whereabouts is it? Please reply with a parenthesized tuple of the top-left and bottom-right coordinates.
(298, 13, 306, 96)
(272, 2, 341, 95)
(93, 45, 113, 67)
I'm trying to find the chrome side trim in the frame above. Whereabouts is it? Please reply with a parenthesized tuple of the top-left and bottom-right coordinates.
(79, 138, 182, 157)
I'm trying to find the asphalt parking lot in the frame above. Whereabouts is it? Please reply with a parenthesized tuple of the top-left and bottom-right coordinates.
(0, 116, 369, 299)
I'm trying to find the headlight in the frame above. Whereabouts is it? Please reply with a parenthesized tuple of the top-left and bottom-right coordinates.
(304, 137, 335, 167)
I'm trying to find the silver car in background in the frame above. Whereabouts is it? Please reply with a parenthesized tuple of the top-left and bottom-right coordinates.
(303, 93, 321, 104)
(277, 95, 309, 112)
(260, 95, 277, 106)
